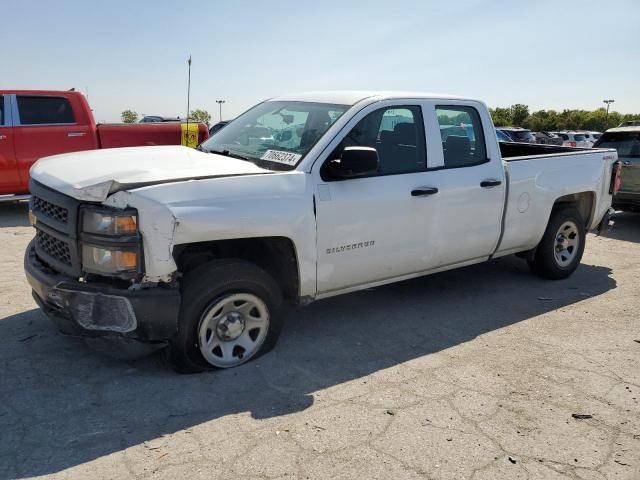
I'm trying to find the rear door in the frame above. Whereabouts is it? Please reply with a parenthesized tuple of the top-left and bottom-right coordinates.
(13, 95, 95, 188)
(427, 103, 506, 267)
(0, 95, 21, 194)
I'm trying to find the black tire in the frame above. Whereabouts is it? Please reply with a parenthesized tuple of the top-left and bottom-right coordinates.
(169, 259, 283, 373)
(528, 206, 586, 280)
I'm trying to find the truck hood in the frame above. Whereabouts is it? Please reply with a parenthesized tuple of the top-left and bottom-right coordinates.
(30, 145, 270, 202)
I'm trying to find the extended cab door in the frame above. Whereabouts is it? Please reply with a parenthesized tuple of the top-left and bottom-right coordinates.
(426, 102, 505, 267)
(314, 101, 442, 294)
(13, 94, 96, 189)
(0, 95, 20, 194)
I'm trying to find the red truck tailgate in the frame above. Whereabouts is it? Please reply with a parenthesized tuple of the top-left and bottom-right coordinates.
(97, 122, 208, 149)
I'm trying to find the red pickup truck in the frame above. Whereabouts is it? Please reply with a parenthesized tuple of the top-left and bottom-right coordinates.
(0, 90, 209, 197)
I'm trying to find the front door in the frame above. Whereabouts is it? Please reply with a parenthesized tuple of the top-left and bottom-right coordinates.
(0, 95, 20, 194)
(315, 104, 441, 294)
(13, 94, 95, 189)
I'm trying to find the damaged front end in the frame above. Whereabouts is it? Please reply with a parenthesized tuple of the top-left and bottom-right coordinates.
(24, 180, 181, 355)
(25, 242, 180, 348)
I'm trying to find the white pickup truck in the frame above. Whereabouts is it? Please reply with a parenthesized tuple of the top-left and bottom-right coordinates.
(24, 91, 620, 372)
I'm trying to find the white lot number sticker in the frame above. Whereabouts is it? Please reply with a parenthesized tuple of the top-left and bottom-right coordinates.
(260, 149, 302, 165)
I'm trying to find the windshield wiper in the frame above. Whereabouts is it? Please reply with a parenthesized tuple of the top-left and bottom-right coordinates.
(204, 147, 253, 162)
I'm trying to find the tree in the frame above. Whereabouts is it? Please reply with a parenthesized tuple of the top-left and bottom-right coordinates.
(509, 104, 530, 127)
(489, 107, 512, 127)
(189, 109, 211, 125)
(121, 110, 138, 123)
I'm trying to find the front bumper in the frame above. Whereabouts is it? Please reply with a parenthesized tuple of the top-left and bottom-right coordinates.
(25, 241, 180, 342)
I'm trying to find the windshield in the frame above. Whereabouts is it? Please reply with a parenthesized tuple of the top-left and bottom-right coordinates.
(595, 131, 640, 157)
(200, 101, 349, 170)
(510, 130, 535, 141)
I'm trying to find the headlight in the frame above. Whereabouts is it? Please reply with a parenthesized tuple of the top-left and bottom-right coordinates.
(80, 207, 141, 277)
(82, 245, 139, 274)
(82, 209, 138, 236)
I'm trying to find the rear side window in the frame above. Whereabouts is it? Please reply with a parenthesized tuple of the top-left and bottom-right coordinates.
(17, 96, 75, 125)
(436, 106, 487, 168)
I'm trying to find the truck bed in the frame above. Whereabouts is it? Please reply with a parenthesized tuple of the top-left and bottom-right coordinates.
(499, 141, 590, 160)
(495, 145, 617, 259)
(97, 122, 208, 149)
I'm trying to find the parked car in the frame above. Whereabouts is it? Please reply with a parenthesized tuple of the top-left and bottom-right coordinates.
(497, 127, 536, 143)
(534, 131, 563, 146)
(140, 115, 183, 123)
(580, 131, 601, 147)
(618, 120, 640, 127)
(209, 120, 229, 136)
(552, 131, 590, 148)
(593, 126, 640, 211)
(495, 129, 512, 142)
(24, 91, 618, 372)
(0, 91, 209, 198)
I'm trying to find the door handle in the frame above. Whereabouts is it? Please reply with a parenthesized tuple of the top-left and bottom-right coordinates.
(67, 132, 86, 137)
(411, 187, 438, 196)
(480, 179, 502, 188)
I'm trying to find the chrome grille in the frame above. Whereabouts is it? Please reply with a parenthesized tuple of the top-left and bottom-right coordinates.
(32, 196, 69, 224)
(36, 229, 72, 266)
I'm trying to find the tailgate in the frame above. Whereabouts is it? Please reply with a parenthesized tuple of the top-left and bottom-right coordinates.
(97, 123, 208, 149)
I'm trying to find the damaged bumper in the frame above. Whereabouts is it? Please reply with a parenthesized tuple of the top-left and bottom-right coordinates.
(24, 242, 180, 344)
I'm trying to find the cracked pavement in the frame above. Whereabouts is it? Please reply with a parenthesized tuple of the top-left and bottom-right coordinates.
(0, 202, 639, 480)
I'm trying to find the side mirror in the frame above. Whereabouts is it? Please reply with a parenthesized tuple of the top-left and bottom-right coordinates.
(328, 146, 379, 179)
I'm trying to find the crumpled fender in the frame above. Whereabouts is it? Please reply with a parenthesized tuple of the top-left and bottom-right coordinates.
(105, 191, 178, 282)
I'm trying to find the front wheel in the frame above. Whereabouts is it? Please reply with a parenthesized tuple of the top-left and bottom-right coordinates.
(528, 206, 586, 280)
(170, 259, 283, 373)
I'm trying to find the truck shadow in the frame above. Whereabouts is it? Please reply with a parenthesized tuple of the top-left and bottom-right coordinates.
(0, 257, 616, 477)
(605, 211, 640, 243)
(0, 201, 30, 227)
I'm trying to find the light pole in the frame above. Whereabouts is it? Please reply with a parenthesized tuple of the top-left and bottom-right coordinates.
(603, 99, 615, 128)
(216, 100, 226, 122)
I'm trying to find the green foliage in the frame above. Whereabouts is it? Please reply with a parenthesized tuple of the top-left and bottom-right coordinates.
(489, 107, 512, 127)
(490, 105, 640, 132)
(121, 110, 138, 123)
(189, 109, 211, 125)
(509, 104, 529, 127)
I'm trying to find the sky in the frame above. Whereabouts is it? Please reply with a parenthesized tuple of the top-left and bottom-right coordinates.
(2, 0, 639, 123)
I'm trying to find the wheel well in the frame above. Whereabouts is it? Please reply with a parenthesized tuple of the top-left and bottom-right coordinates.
(553, 191, 595, 226)
(173, 237, 300, 303)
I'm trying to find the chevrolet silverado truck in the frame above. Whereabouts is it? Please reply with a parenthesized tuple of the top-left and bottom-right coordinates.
(24, 91, 620, 372)
(593, 126, 640, 211)
(0, 90, 208, 199)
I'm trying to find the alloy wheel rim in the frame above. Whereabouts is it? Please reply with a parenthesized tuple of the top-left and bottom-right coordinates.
(198, 293, 269, 368)
(554, 220, 580, 267)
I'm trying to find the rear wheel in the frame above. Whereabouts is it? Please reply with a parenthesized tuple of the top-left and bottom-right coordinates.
(528, 206, 586, 280)
(170, 259, 283, 373)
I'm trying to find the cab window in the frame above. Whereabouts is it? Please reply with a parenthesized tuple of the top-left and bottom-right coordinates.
(17, 96, 75, 125)
(437, 106, 487, 168)
(327, 105, 426, 176)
